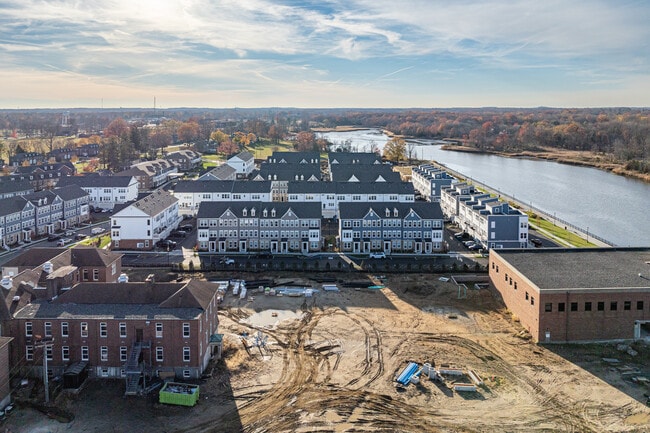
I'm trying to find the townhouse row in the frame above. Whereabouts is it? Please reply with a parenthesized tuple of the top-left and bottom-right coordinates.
(0, 185, 90, 247)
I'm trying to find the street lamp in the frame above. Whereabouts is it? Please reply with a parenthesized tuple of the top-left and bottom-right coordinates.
(586, 227, 589, 243)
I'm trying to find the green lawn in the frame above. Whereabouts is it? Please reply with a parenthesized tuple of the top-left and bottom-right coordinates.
(528, 213, 595, 247)
(78, 235, 112, 249)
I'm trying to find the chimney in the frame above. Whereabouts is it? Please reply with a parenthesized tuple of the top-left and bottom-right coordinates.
(43, 262, 53, 274)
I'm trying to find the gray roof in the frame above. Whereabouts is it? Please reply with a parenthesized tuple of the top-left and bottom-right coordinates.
(338, 202, 444, 220)
(267, 151, 320, 164)
(330, 164, 401, 182)
(0, 196, 30, 217)
(56, 175, 136, 188)
(174, 180, 271, 194)
(114, 189, 177, 217)
(230, 151, 254, 162)
(13, 280, 219, 321)
(328, 152, 382, 164)
(200, 164, 236, 180)
(492, 248, 650, 292)
(53, 184, 89, 201)
(197, 201, 322, 220)
(257, 164, 321, 181)
(0, 179, 34, 195)
(287, 181, 414, 195)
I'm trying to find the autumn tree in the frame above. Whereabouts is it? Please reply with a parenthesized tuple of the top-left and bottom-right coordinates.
(104, 118, 130, 140)
(383, 137, 406, 163)
(217, 139, 239, 156)
(210, 129, 229, 144)
(295, 131, 316, 151)
(178, 121, 200, 143)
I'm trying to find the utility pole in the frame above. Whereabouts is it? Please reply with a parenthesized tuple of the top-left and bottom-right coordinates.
(35, 337, 54, 404)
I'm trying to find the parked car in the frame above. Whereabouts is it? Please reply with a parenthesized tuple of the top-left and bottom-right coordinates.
(91, 227, 105, 235)
(48, 233, 62, 242)
(531, 238, 543, 247)
(468, 244, 482, 250)
(57, 238, 72, 247)
(156, 239, 177, 249)
(75, 233, 89, 240)
(65, 230, 74, 236)
(180, 224, 193, 232)
(170, 230, 187, 238)
(220, 257, 235, 265)
(369, 252, 386, 259)
(463, 240, 476, 248)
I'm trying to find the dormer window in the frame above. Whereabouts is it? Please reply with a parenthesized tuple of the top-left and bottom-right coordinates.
(393, 208, 398, 217)
(385, 208, 390, 217)
(242, 208, 247, 217)
(251, 208, 256, 217)
(263, 209, 268, 217)
(271, 209, 276, 217)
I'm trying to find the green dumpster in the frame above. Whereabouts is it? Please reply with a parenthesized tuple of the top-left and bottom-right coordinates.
(159, 382, 200, 407)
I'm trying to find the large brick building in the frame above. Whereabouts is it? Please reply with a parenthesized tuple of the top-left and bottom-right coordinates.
(489, 248, 650, 342)
(8, 279, 221, 393)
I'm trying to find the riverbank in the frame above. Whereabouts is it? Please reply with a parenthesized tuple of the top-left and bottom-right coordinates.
(441, 144, 650, 183)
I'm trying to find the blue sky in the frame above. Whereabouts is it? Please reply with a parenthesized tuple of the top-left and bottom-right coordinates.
(0, 0, 648, 109)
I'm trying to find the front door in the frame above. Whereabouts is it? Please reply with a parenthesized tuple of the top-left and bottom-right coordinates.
(136, 328, 143, 342)
(209, 241, 216, 252)
(239, 240, 247, 252)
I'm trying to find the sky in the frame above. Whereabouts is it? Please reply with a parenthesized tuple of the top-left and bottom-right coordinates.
(0, 0, 649, 109)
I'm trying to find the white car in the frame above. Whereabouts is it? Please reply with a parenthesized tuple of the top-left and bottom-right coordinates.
(369, 252, 386, 259)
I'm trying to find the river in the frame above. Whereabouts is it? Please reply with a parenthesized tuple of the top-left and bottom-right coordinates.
(317, 129, 650, 247)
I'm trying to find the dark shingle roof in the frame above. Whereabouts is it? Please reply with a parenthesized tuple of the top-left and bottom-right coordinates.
(330, 164, 401, 182)
(2, 248, 67, 269)
(338, 202, 444, 220)
(257, 164, 321, 181)
(0, 179, 34, 195)
(70, 246, 122, 267)
(197, 201, 322, 219)
(56, 175, 136, 188)
(53, 184, 89, 201)
(328, 152, 382, 164)
(493, 248, 650, 291)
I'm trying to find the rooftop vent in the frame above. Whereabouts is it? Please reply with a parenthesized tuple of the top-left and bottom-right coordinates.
(43, 261, 53, 274)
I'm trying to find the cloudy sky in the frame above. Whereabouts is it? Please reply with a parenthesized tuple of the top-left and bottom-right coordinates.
(0, 0, 648, 109)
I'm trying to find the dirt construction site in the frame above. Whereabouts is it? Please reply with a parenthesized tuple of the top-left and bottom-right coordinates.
(4, 270, 650, 433)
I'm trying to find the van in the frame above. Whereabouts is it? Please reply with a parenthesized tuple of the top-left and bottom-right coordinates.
(91, 227, 105, 235)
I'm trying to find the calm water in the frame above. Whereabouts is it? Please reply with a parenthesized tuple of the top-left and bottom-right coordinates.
(318, 129, 650, 246)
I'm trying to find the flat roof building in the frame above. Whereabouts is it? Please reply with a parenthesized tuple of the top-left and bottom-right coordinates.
(489, 248, 650, 343)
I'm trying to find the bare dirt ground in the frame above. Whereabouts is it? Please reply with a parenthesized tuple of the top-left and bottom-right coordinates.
(4, 271, 650, 433)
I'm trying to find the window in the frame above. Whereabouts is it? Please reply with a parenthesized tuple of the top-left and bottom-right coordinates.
(81, 322, 88, 337)
(570, 302, 578, 312)
(585, 302, 592, 311)
(597, 301, 605, 311)
(544, 303, 552, 312)
(156, 323, 163, 338)
(183, 370, 191, 379)
(100, 322, 107, 337)
(637, 301, 644, 310)
(82, 269, 89, 281)
(93, 269, 99, 281)
(183, 347, 190, 362)
(61, 322, 69, 337)
(525, 292, 529, 300)
(558, 303, 565, 312)
(183, 323, 190, 338)
(26, 345, 34, 361)
(119, 323, 127, 338)
(25, 322, 33, 337)
(44, 322, 52, 337)
(530, 297, 535, 305)
(81, 346, 89, 361)
(156, 347, 164, 362)
(610, 301, 617, 311)
(45, 345, 52, 361)
(624, 301, 631, 311)
(101, 346, 108, 361)
(120, 346, 128, 362)
(62, 346, 70, 361)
